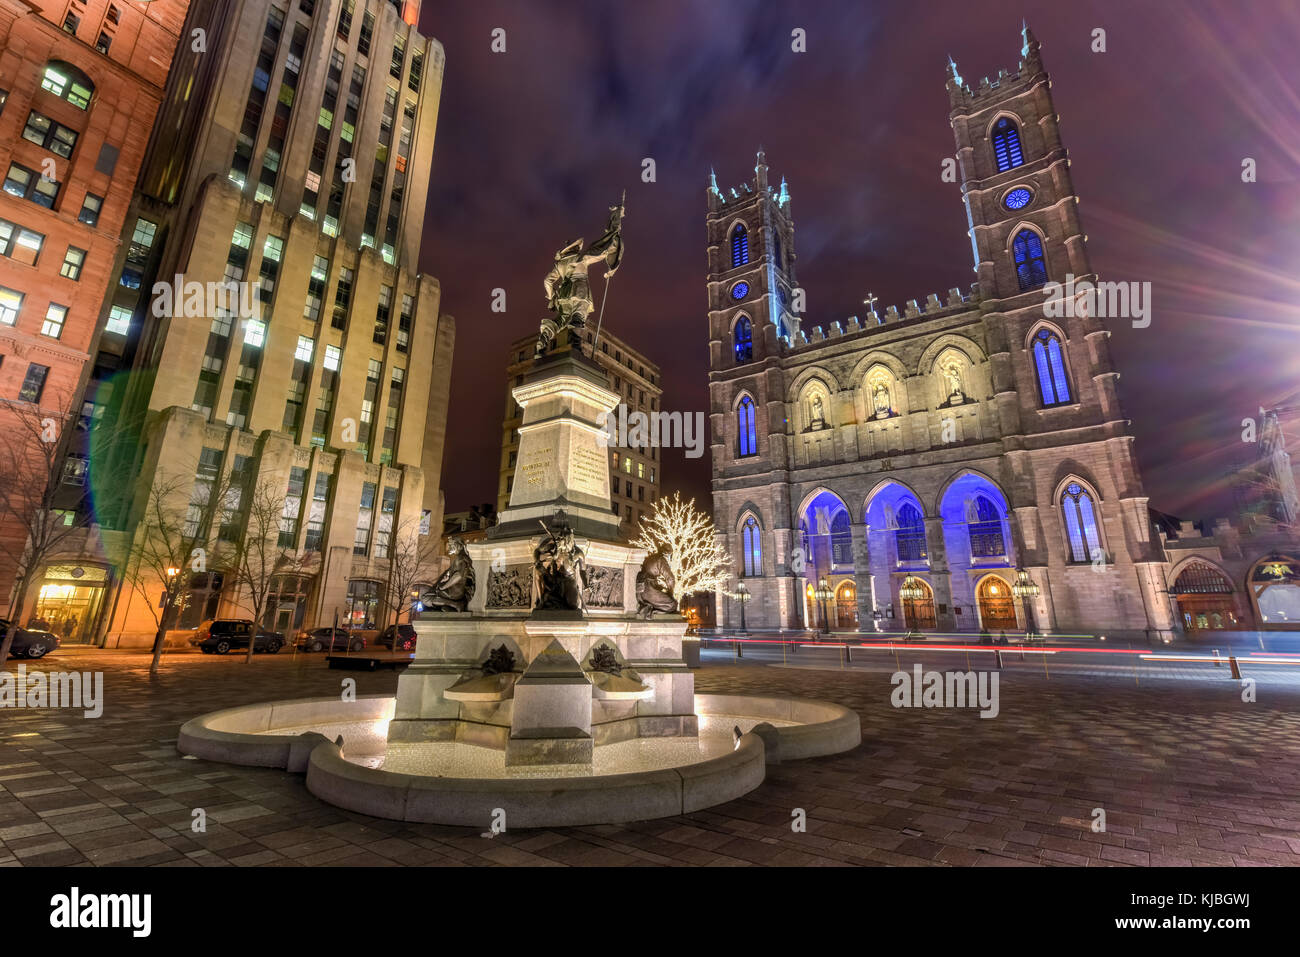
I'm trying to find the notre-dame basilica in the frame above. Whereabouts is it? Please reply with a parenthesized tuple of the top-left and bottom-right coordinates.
(705, 28, 1179, 641)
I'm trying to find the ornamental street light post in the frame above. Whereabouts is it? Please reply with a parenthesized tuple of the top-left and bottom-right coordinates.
(1012, 567, 1040, 641)
(814, 577, 833, 637)
(736, 579, 750, 634)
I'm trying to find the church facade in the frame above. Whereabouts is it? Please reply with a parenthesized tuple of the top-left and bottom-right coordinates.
(705, 29, 1175, 642)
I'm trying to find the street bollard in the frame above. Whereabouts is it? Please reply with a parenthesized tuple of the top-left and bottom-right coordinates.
(1229, 655, 1241, 680)
(1212, 648, 1221, 667)
(994, 649, 1003, 669)
(736, 638, 743, 658)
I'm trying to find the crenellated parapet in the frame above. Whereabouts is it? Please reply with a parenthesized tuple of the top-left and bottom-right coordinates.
(784, 284, 981, 353)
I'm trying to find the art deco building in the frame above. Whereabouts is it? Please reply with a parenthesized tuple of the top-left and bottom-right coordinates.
(707, 28, 1175, 640)
(29, 0, 454, 644)
(0, 0, 189, 622)
(497, 329, 661, 537)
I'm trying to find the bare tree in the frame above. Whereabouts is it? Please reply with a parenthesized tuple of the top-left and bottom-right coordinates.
(0, 394, 131, 669)
(122, 468, 234, 675)
(225, 477, 315, 663)
(379, 516, 440, 647)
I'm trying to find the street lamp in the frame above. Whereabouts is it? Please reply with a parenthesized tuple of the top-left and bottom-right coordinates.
(898, 575, 925, 640)
(1011, 567, 1040, 640)
(735, 579, 750, 634)
(814, 577, 833, 636)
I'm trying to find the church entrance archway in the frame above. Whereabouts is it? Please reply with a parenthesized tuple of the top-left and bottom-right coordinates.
(835, 580, 858, 629)
(976, 575, 1017, 631)
(902, 578, 936, 631)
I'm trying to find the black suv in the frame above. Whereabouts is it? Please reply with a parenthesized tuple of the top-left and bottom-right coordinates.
(191, 619, 285, 655)
(296, 627, 365, 653)
(0, 618, 60, 659)
(377, 623, 417, 651)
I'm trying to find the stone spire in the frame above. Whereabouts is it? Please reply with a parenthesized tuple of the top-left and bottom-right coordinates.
(1021, 20, 1042, 71)
(754, 147, 768, 189)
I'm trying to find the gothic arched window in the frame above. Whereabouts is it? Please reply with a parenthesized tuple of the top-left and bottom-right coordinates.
(737, 396, 757, 457)
(734, 316, 753, 363)
(968, 495, 1005, 558)
(896, 503, 928, 564)
(830, 511, 852, 565)
(1062, 482, 1101, 563)
(1032, 328, 1071, 405)
(742, 516, 762, 576)
(731, 224, 749, 267)
(992, 117, 1024, 172)
(1013, 229, 1048, 290)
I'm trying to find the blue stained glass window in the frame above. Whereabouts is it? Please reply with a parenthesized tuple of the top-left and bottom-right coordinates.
(1032, 329, 1070, 406)
(1047, 337, 1070, 401)
(731, 224, 749, 267)
(1004, 188, 1032, 210)
(1062, 482, 1101, 563)
(734, 316, 753, 363)
(992, 117, 1024, 172)
(743, 517, 761, 576)
(1013, 229, 1048, 290)
(731, 281, 749, 300)
(896, 503, 928, 564)
(969, 495, 1005, 558)
(738, 397, 757, 456)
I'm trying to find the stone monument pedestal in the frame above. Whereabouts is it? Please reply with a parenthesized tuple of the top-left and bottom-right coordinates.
(389, 348, 694, 767)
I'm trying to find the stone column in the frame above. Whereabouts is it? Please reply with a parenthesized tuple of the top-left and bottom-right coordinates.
(924, 517, 957, 631)
(850, 522, 872, 630)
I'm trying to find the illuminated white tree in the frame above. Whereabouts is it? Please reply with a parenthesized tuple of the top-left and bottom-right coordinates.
(631, 492, 733, 600)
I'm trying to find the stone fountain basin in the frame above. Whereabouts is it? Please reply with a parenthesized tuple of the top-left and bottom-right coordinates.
(177, 693, 860, 828)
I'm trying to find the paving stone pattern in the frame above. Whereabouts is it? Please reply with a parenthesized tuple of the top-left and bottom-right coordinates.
(1, 650, 1298, 866)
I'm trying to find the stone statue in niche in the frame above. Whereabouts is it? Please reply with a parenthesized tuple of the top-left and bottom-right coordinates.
(872, 382, 892, 418)
(424, 537, 476, 612)
(940, 361, 965, 403)
(809, 393, 826, 429)
(636, 547, 678, 618)
(532, 516, 588, 612)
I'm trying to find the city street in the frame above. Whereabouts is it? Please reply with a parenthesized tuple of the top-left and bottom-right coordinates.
(2, 646, 1297, 867)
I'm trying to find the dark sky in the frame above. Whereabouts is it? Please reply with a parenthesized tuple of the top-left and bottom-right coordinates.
(417, 0, 1300, 522)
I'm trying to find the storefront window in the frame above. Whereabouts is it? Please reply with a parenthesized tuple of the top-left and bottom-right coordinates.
(33, 564, 108, 643)
(346, 579, 382, 629)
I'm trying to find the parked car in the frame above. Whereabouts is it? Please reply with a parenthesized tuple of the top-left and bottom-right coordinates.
(190, 619, 285, 655)
(377, 623, 417, 651)
(0, 618, 60, 659)
(295, 627, 365, 653)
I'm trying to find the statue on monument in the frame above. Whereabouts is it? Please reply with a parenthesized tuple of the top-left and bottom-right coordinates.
(532, 515, 589, 611)
(535, 198, 625, 358)
(423, 537, 476, 612)
(635, 547, 678, 619)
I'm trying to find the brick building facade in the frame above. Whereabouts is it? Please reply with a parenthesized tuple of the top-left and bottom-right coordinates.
(0, 0, 188, 619)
